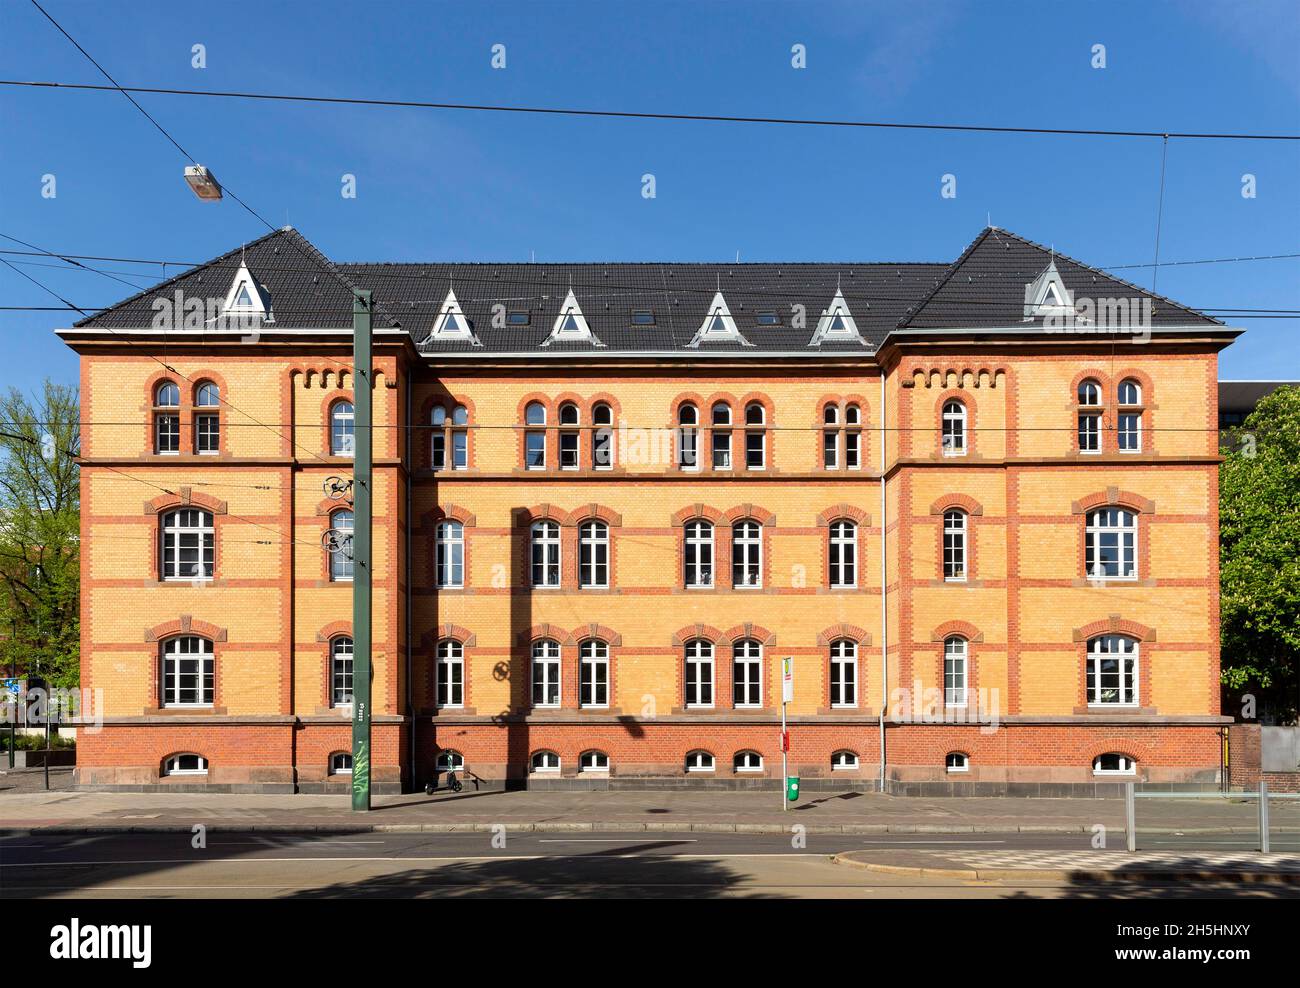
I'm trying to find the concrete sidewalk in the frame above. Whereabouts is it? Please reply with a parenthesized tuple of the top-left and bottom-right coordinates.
(2, 781, 1298, 835)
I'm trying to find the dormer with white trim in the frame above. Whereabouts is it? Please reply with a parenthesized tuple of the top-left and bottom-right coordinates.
(807, 287, 867, 346)
(687, 290, 752, 347)
(430, 288, 481, 345)
(541, 288, 603, 347)
(1023, 260, 1075, 321)
(217, 260, 274, 325)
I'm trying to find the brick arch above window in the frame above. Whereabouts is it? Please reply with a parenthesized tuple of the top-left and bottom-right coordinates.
(516, 504, 575, 527)
(431, 504, 477, 527)
(721, 504, 776, 526)
(570, 503, 623, 527)
(315, 620, 354, 643)
(144, 615, 227, 643)
(188, 370, 230, 403)
(516, 623, 575, 647)
(1069, 368, 1113, 404)
(816, 623, 873, 647)
(569, 623, 623, 647)
(670, 391, 708, 422)
(553, 391, 587, 419)
(930, 620, 984, 643)
(815, 503, 871, 526)
(421, 392, 476, 422)
(1082, 739, 1154, 764)
(722, 623, 776, 646)
(737, 392, 776, 421)
(702, 392, 741, 419)
(1111, 368, 1155, 403)
(929, 494, 983, 517)
(145, 489, 227, 516)
(671, 503, 725, 526)
(671, 623, 725, 647)
(516, 393, 554, 421)
(422, 624, 477, 649)
(1071, 489, 1155, 515)
(1071, 616, 1157, 643)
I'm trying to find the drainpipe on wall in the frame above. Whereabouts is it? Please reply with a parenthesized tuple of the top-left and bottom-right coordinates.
(405, 367, 415, 791)
(879, 368, 888, 794)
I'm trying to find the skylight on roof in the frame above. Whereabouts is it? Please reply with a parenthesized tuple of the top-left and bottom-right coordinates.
(631, 309, 655, 325)
(756, 310, 779, 326)
(506, 310, 530, 326)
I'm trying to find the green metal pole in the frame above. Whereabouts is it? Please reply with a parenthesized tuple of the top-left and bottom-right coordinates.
(351, 290, 373, 811)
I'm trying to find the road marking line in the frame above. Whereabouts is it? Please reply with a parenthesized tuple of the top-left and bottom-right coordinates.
(539, 838, 699, 844)
(859, 840, 1006, 845)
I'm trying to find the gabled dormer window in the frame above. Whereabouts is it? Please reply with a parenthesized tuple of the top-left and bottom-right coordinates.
(1023, 260, 1074, 320)
(431, 288, 481, 345)
(808, 288, 866, 346)
(542, 288, 604, 347)
(687, 291, 752, 347)
(218, 260, 273, 326)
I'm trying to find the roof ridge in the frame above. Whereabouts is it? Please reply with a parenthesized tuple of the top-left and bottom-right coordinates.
(895, 227, 994, 329)
(337, 260, 950, 268)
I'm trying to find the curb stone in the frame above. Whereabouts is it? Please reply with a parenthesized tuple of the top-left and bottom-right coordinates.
(831, 852, 1300, 884)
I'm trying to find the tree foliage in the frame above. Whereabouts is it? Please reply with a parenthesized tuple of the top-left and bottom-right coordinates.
(0, 381, 80, 689)
(1219, 385, 1300, 722)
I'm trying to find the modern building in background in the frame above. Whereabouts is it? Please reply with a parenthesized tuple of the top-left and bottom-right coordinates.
(58, 226, 1239, 794)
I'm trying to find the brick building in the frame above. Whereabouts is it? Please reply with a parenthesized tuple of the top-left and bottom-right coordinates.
(60, 226, 1237, 794)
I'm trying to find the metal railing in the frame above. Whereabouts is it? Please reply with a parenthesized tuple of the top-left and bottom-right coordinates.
(1126, 780, 1300, 852)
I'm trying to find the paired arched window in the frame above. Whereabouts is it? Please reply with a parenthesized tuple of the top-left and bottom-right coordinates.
(828, 519, 857, 588)
(1086, 634, 1139, 707)
(154, 381, 180, 454)
(161, 635, 213, 707)
(436, 639, 464, 708)
(942, 510, 967, 581)
(711, 402, 733, 469)
(163, 752, 207, 776)
(677, 402, 699, 469)
(524, 401, 547, 469)
(194, 382, 220, 454)
(329, 509, 354, 581)
(531, 639, 561, 708)
(579, 639, 609, 708)
(530, 520, 561, 588)
(943, 636, 968, 707)
(1077, 379, 1102, 453)
(579, 520, 609, 588)
(734, 750, 763, 772)
(1085, 508, 1137, 580)
(732, 639, 762, 708)
(731, 520, 762, 588)
(430, 403, 469, 470)
(941, 400, 967, 456)
(744, 401, 766, 470)
(823, 402, 862, 469)
(684, 520, 714, 588)
(330, 636, 354, 707)
(330, 400, 355, 456)
(436, 520, 464, 588)
(684, 639, 714, 708)
(829, 639, 857, 707)
(160, 508, 214, 581)
(685, 750, 715, 773)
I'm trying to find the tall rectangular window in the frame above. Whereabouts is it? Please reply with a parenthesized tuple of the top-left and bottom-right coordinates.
(195, 414, 219, 454)
(684, 521, 714, 588)
(437, 640, 463, 708)
(830, 640, 857, 707)
(684, 640, 714, 708)
(731, 521, 761, 588)
(531, 640, 561, 708)
(331, 637, 355, 707)
(580, 640, 609, 708)
(943, 511, 967, 581)
(155, 413, 179, 454)
(162, 636, 213, 707)
(530, 521, 561, 588)
(1086, 635, 1138, 706)
(829, 521, 857, 588)
(732, 640, 762, 708)
(944, 637, 967, 707)
(579, 521, 609, 589)
(436, 521, 464, 588)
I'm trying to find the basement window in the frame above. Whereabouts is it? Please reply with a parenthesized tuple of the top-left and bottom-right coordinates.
(163, 753, 208, 776)
(945, 752, 969, 773)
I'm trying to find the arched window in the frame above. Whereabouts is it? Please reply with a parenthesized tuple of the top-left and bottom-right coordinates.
(684, 639, 714, 708)
(831, 749, 859, 771)
(733, 750, 764, 773)
(558, 401, 580, 469)
(154, 381, 180, 454)
(844, 403, 862, 469)
(524, 401, 546, 470)
(823, 404, 840, 469)
(1117, 379, 1142, 452)
(1078, 379, 1103, 406)
(830, 639, 857, 708)
(579, 520, 609, 589)
(944, 636, 968, 707)
(732, 639, 762, 708)
(194, 382, 220, 454)
(436, 639, 463, 708)
(160, 508, 214, 581)
(1086, 635, 1139, 707)
(579, 639, 609, 708)
(685, 750, 715, 773)
(684, 520, 714, 588)
(530, 520, 561, 588)
(430, 404, 468, 471)
(329, 509, 354, 581)
(436, 520, 464, 588)
(580, 750, 610, 773)
(1093, 752, 1136, 776)
(531, 639, 561, 708)
(531, 750, 561, 773)
(731, 520, 761, 588)
(677, 402, 699, 469)
(744, 401, 766, 470)
(161, 636, 213, 707)
(941, 400, 966, 456)
(1118, 379, 1141, 406)
(1085, 508, 1137, 580)
(330, 752, 353, 775)
(828, 520, 857, 588)
(163, 753, 207, 776)
(711, 402, 732, 469)
(945, 752, 969, 773)
(1077, 380, 1102, 453)
(592, 402, 614, 469)
(942, 510, 967, 582)
(330, 636, 354, 707)
(435, 749, 465, 773)
(329, 400, 355, 457)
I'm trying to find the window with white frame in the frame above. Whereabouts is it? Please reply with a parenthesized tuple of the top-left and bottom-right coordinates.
(831, 749, 859, 771)
(580, 750, 610, 773)
(944, 636, 968, 707)
(436, 520, 464, 588)
(684, 520, 714, 588)
(845, 403, 861, 469)
(942, 510, 966, 582)
(711, 402, 732, 469)
(436, 639, 464, 708)
(531, 639, 561, 708)
(431, 404, 470, 471)
(163, 753, 207, 776)
(1085, 508, 1137, 580)
(330, 752, 353, 775)
(330, 401, 355, 456)
(946, 752, 969, 773)
(161, 636, 213, 707)
(685, 750, 715, 773)
(744, 402, 766, 470)
(1077, 380, 1102, 453)
(161, 508, 214, 581)
(732, 639, 762, 708)
(579, 520, 609, 589)
(531, 750, 560, 773)
(1117, 379, 1142, 452)
(154, 381, 180, 454)
(194, 382, 220, 454)
(592, 402, 614, 469)
(530, 520, 561, 588)
(684, 639, 714, 708)
(1086, 635, 1139, 706)
(580, 639, 609, 708)
(431, 406, 447, 470)
(330, 509, 354, 581)
(524, 401, 546, 469)
(677, 403, 699, 469)
(823, 405, 840, 469)
(734, 750, 763, 772)
(830, 639, 857, 707)
(436, 749, 464, 773)
(331, 636, 354, 707)
(829, 520, 857, 588)
(941, 400, 966, 456)
(1092, 752, 1136, 775)
(559, 402, 580, 470)
(731, 520, 762, 588)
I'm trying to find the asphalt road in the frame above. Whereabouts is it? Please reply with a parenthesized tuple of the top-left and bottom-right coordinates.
(3, 830, 1297, 899)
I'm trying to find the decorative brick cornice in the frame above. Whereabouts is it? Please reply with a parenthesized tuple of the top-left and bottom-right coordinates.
(671, 623, 724, 646)
(929, 493, 983, 516)
(1072, 616, 1157, 643)
(144, 489, 227, 516)
(569, 623, 623, 647)
(722, 623, 776, 646)
(930, 620, 984, 643)
(815, 503, 871, 527)
(816, 623, 873, 647)
(144, 615, 227, 643)
(1072, 488, 1156, 515)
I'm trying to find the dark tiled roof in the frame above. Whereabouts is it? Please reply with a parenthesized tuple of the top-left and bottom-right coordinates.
(72, 226, 1221, 353)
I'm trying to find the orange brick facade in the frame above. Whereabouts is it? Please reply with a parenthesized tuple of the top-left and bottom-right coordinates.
(66, 325, 1234, 794)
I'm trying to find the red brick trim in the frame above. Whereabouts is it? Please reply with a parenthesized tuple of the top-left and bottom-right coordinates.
(671, 503, 725, 526)
(1071, 488, 1156, 515)
(569, 623, 623, 647)
(815, 503, 871, 526)
(672, 623, 725, 646)
(144, 615, 227, 643)
(1082, 739, 1154, 764)
(816, 623, 873, 647)
(930, 620, 984, 643)
(720, 503, 776, 526)
(929, 493, 983, 516)
(568, 503, 623, 527)
(322, 394, 355, 457)
(721, 623, 776, 646)
(517, 623, 574, 646)
(518, 503, 574, 526)
(1072, 616, 1157, 643)
(431, 503, 477, 527)
(934, 388, 977, 458)
(425, 623, 477, 648)
(145, 489, 228, 516)
(315, 620, 353, 643)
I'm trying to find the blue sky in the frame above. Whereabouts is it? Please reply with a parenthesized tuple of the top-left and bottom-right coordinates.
(2, 0, 1297, 391)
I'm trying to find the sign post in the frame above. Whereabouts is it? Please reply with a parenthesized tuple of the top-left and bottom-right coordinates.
(781, 657, 794, 810)
(350, 290, 373, 812)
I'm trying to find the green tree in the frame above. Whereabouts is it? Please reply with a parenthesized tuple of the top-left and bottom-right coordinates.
(0, 381, 80, 690)
(1220, 385, 1300, 723)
